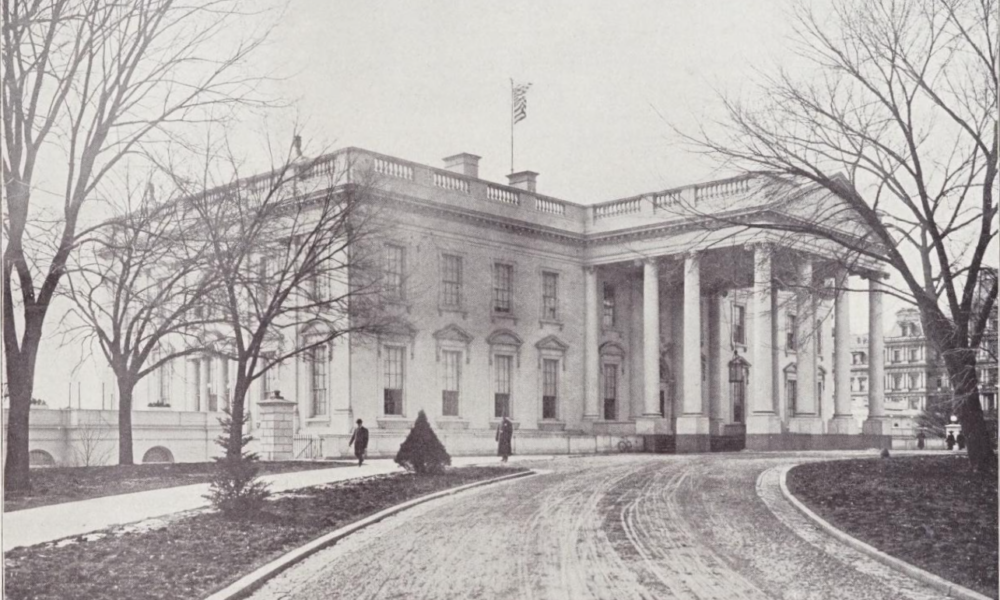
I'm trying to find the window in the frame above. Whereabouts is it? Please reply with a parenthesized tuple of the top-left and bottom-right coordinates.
(494, 354, 512, 418)
(892, 373, 903, 390)
(493, 263, 513, 313)
(603, 364, 617, 420)
(204, 358, 217, 412)
(441, 350, 461, 417)
(542, 358, 558, 419)
(441, 254, 462, 307)
(892, 349, 901, 363)
(261, 354, 281, 399)
(602, 283, 616, 328)
(307, 345, 328, 417)
(257, 256, 272, 299)
(542, 272, 559, 320)
(909, 373, 920, 390)
(909, 347, 920, 362)
(308, 269, 329, 303)
(786, 378, 797, 415)
(859, 377, 867, 392)
(383, 345, 405, 415)
(909, 397, 920, 410)
(157, 359, 172, 404)
(815, 319, 823, 354)
(786, 314, 797, 350)
(733, 305, 746, 345)
(384, 244, 405, 301)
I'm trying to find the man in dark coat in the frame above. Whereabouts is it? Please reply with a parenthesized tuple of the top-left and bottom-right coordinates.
(349, 419, 369, 466)
(946, 431, 956, 450)
(916, 431, 925, 450)
(957, 432, 966, 451)
(496, 416, 513, 463)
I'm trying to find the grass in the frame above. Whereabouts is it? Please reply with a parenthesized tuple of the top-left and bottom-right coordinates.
(787, 454, 998, 599)
(4, 460, 352, 512)
(4, 466, 526, 600)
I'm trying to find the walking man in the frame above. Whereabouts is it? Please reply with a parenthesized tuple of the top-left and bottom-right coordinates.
(349, 419, 369, 466)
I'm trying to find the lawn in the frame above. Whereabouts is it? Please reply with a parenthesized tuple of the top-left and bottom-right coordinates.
(4, 466, 526, 600)
(787, 454, 998, 599)
(3, 460, 351, 512)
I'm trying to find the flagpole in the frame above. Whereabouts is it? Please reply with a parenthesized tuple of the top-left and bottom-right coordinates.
(510, 78, 514, 174)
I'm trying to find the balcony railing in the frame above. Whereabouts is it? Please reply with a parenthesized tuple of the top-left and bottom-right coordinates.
(594, 196, 642, 220)
(433, 171, 470, 193)
(694, 177, 751, 201)
(487, 184, 519, 205)
(535, 197, 565, 215)
(374, 157, 414, 180)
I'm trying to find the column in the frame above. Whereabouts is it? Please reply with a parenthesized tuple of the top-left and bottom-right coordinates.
(790, 258, 823, 433)
(863, 276, 889, 435)
(708, 293, 725, 434)
(636, 259, 667, 434)
(829, 271, 857, 433)
(583, 266, 599, 421)
(747, 245, 781, 435)
(642, 260, 661, 416)
(677, 252, 710, 450)
(186, 358, 200, 412)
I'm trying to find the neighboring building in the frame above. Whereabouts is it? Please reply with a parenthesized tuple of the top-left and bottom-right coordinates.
(79, 147, 901, 457)
(852, 304, 999, 438)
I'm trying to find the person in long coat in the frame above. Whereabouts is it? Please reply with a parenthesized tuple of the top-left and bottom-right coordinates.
(957, 432, 966, 450)
(916, 431, 926, 450)
(946, 431, 956, 450)
(349, 419, 369, 466)
(496, 417, 513, 463)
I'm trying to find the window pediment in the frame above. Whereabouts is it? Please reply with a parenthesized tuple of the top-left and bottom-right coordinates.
(487, 329, 523, 348)
(599, 341, 626, 359)
(434, 324, 473, 363)
(535, 334, 568, 352)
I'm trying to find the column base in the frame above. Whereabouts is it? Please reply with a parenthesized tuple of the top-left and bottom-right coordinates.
(862, 417, 891, 436)
(828, 416, 859, 435)
(635, 416, 672, 435)
(709, 418, 726, 436)
(745, 413, 783, 435)
(788, 416, 824, 434)
(675, 415, 711, 453)
(580, 417, 599, 434)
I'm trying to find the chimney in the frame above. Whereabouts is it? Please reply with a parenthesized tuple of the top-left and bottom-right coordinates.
(443, 153, 481, 178)
(507, 171, 538, 193)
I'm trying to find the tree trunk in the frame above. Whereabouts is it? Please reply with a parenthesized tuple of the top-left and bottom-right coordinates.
(948, 349, 995, 474)
(118, 383, 135, 465)
(3, 374, 33, 491)
(3, 324, 42, 492)
(227, 375, 249, 459)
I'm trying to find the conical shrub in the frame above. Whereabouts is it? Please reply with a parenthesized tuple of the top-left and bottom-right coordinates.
(395, 410, 451, 474)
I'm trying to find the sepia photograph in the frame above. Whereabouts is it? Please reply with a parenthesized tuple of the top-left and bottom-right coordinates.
(1, 0, 997, 598)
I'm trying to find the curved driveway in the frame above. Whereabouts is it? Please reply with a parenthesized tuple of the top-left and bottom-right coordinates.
(250, 453, 944, 600)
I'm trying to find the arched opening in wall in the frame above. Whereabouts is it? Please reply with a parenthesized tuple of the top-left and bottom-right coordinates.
(142, 446, 174, 464)
(29, 449, 56, 468)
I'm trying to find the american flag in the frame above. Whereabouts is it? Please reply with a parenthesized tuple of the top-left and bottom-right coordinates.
(512, 81, 532, 124)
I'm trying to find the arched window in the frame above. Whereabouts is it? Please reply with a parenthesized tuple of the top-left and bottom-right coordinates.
(142, 446, 174, 464)
(29, 449, 55, 468)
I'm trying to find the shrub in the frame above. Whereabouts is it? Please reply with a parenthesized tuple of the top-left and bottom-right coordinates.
(205, 410, 270, 517)
(395, 410, 451, 474)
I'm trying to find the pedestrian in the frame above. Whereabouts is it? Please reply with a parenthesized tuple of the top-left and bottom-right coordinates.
(957, 432, 966, 451)
(349, 419, 369, 466)
(496, 416, 513, 463)
(946, 431, 956, 450)
(916, 431, 925, 450)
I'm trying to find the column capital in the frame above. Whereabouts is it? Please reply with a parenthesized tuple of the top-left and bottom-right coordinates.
(582, 264, 597, 275)
(743, 241, 773, 253)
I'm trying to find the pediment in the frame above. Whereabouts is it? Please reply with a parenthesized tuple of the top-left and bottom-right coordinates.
(381, 319, 418, 339)
(535, 335, 569, 352)
(599, 341, 626, 358)
(487, 329, 523, 347)
(433, 324, 473, 344)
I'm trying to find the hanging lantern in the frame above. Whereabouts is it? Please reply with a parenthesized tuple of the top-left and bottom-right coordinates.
(728, 351, 745, 383)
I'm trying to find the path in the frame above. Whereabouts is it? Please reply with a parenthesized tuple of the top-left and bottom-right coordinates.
(1, 455, 550, 551)
(249, 453, 945, 600)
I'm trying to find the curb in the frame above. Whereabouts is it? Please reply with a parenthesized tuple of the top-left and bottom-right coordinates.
(203, 469, 537, 600)
(778, 465, 992, 600)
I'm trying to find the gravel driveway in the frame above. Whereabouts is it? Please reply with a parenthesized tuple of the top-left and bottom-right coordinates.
(249, 453, 945, 600)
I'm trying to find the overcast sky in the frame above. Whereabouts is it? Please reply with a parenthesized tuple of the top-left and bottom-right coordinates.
(40, 0, 895, 408)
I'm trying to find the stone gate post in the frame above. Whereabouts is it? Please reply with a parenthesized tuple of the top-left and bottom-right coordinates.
(258, 391, 296, 461)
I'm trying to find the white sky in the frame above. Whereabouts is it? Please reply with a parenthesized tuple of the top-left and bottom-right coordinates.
(32, 0, 903, 408)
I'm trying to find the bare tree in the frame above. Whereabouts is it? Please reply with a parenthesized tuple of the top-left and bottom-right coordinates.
(64, 178, 219, 465)
(177, 139, 392, 459)
(2, 0, 270, 490)
(678, 0, 997, 471)
(73, 413, 114, 467)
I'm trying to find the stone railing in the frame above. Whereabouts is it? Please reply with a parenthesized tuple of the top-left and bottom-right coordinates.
(487, 184, 519, 205)
(535, 197, 565, 215)
(433, 171, 471, 193)
(653, 190, 682, 208)
(694, 177, 751, 201)
(593, 196, 642, 220)
(374, 157, 414, 180)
